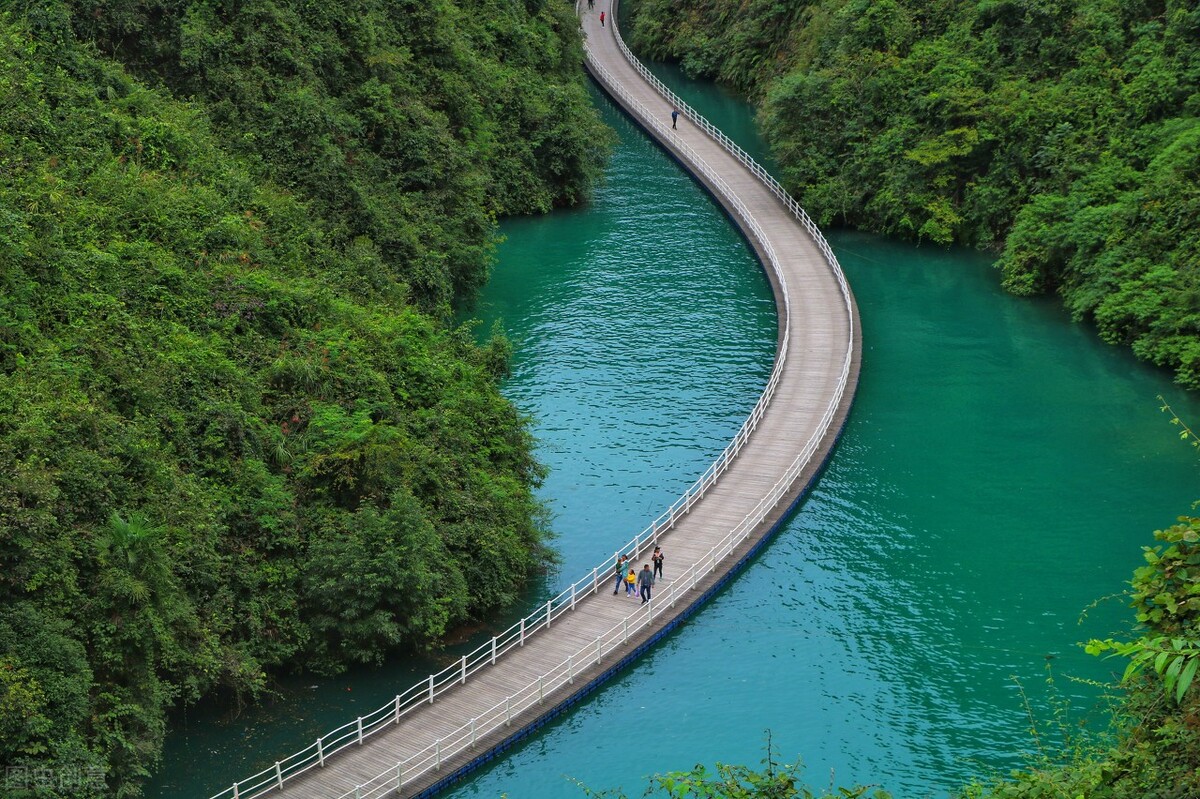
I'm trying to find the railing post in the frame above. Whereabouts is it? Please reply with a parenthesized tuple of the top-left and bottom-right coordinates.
(538, 675, 545, 704)
(397, 763, 403, 789)
(506, 695, 512, 726)
(571, 582, 577, 611)
(568, 654, 574, 684)
(546, 599, 552, 629)
(461, 654, 467, 685)
(436, 739, 442, 770)
(355, 785, 362, 799)
(428, 674, 435, 704)
(356, 716, 364, 745)
(595, 636, 602, 663)
(491, 636, 498, 666)
(317, 736, 325, 767)
(394, 694, 401, 724)
(623, 618, 629, 642)
(520, 617, 526, 646)
(471, 717, 477, 748)
(592, 566, 598, 593)
(232, 783, 240, 799)
(274, 762, 283, 789)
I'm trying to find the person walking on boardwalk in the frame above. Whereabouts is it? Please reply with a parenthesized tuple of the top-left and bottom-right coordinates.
(671, 108, 679, 130)
(652, 546, 664, 581)
(588, 0, 593, 8)
(613, 554, 628, 594)
(637, 563, 655, 604)
(599, 10, 605, 26)
(625, 568, 637, 597)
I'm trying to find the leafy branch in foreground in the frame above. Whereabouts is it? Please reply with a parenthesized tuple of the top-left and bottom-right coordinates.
(578, 737, 891, 799)
(1086, 636, 1200, 704)
(1082, 410, 1200, 698)
(1160, 395, 1200, 452)
(1085, 510, 1200, 704)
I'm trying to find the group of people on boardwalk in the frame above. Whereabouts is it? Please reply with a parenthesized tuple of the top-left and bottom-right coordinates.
(613, 547, 665, 604)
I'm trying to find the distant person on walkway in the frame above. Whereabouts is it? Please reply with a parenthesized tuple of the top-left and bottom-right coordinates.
(671, 109, 679, 129)
(613, 554, 628, 594)
(599, 10, 605, 26)
(625, 568, 637, 596)
(652, 546, 664, 580)
(588, 0, 594, 8)
(637, 564, 655, 603)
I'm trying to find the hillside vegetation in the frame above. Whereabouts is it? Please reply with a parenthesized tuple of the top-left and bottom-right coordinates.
(629, 0, 1200, 387)
(0, 1, 608, 795)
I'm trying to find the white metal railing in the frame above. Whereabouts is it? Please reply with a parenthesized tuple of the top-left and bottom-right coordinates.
(329, 444, 833, 799)
(205, 5, 854, 798)
(604, 0, 853, 306)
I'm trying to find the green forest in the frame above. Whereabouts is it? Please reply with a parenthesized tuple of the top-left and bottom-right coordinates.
(0, 0, 608, 795)
(626, 0, 1200, 797)
(631, 0, 1200, 388)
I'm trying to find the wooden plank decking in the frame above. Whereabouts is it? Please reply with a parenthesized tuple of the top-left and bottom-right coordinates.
(211, 5, 861, 799)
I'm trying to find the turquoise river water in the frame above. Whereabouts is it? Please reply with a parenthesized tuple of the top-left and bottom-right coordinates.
(149, 59, 1200, 799)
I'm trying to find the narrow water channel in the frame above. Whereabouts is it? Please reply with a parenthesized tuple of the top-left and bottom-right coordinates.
(151, 58, 1200, 799)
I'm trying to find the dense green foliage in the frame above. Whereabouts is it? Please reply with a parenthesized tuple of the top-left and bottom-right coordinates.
(0, 1, 608, 795)
(629, 0, 1200, 386)
(31, 0, 608, 312)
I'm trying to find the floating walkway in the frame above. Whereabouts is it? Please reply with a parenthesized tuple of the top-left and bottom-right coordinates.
(206, 4, 860, 798)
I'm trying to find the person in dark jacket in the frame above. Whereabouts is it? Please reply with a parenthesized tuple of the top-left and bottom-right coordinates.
(637, 564, 655, 604)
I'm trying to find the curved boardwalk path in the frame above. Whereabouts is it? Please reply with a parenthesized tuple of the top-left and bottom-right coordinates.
(207, 6, 860, 799)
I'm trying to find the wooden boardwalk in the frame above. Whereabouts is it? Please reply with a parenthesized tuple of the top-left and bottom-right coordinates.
(207, 4, 860, 799)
